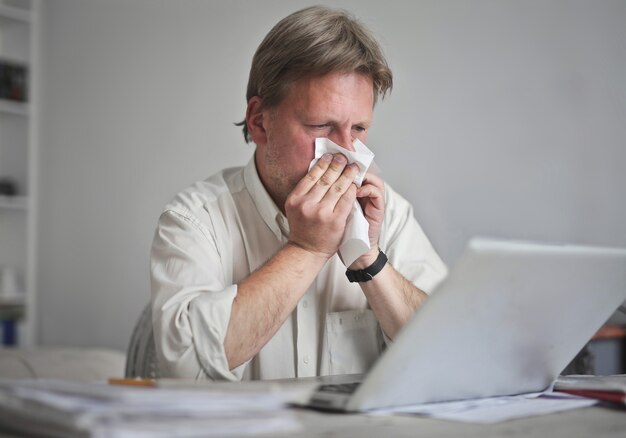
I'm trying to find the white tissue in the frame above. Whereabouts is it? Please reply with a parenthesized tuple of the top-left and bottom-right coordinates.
(308, 138, 375, 266)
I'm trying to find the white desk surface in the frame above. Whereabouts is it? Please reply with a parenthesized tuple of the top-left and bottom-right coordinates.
(288, 405, 625, 438)
(1, 408, 624, 438)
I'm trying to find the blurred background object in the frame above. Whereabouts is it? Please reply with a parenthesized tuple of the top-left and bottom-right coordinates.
(0, 177, 17, 196)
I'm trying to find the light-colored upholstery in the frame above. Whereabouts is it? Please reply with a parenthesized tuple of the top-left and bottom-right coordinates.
(125, 304, 160, 379)
(0, 304, 160, 382)
(0, 348, 126, 381)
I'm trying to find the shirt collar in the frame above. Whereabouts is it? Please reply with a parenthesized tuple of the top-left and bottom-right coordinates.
(243, 154, 289, 241)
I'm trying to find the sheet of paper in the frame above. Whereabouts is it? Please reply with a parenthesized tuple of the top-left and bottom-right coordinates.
(368, 392, 597, 424)
(308, 137, 375, 266)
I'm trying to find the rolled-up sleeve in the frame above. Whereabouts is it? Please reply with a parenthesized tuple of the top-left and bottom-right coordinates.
(150, 209, 246, 381)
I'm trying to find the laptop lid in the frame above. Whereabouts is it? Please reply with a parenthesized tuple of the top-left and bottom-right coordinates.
(337, 238, 626, 411)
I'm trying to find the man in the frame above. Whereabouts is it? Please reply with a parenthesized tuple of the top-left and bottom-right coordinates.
(151, 6, 447, 381)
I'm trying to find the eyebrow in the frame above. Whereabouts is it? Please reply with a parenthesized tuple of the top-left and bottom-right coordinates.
(304, 119, 372, 128)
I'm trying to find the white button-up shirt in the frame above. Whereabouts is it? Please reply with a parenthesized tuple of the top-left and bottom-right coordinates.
(150, 157, 448, 381)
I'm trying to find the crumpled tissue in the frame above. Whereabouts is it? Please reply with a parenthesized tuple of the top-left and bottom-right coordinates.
(308, 137, 375, 266)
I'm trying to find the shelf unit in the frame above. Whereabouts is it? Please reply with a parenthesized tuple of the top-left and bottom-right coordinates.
(0, 4, 30, 23)
(0, 194, 27, 210)
(0, 100, 28, 116)
(0, 0, 38, 347)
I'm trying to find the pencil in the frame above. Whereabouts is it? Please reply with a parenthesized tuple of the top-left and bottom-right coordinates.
(108, 378, 156, 387)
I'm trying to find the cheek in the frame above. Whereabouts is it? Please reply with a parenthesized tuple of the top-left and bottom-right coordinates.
(304, 140, 316, 162)
(268, 128, 316, 178)
(356, 131, 368, 144)
(291, 133, 316, 166)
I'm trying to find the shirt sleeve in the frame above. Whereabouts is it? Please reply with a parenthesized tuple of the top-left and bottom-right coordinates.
(150, 209, 247, 381)
(381, 185, 449, 294)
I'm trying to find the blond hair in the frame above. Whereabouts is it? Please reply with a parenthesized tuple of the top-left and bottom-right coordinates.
(237, 6, 393, 142)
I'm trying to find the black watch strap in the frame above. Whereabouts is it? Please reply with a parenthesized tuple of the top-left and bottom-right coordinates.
(345, 250, 388, 283)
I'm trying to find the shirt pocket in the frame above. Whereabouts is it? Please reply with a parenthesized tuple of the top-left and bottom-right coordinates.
(325, 309, 382, 375)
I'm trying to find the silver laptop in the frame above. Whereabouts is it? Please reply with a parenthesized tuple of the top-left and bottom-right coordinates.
(308, 238, 626, 412)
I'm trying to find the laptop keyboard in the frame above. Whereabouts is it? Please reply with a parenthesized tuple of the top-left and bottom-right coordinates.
(318, 382, 361, 394)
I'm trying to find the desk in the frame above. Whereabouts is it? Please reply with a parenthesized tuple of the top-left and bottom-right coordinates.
(288, 406, 625, 438)
(1, 378, 624, 438)
(1, 408, 624, 438)
(192, 376, 626, 438)
(162, 378, 626, 438)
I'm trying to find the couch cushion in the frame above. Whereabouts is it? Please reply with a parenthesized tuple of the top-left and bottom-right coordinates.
(0, 356, 35, 378)
(0, 348, 126, 382)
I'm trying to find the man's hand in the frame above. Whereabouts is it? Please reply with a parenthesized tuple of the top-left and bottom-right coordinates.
(349, 172, 385, 269)
(285, 153, 359, 260)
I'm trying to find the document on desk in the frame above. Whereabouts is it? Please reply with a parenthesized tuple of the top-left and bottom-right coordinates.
(0, 378, 300, 437)
(368, 392, 597, 423)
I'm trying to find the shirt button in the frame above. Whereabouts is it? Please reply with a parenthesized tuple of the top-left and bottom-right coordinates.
(303, 355, 309, 364)
(302, 300, 308, 308)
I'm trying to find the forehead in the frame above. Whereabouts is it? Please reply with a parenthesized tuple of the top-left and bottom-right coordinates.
(279, 72, 374, 114)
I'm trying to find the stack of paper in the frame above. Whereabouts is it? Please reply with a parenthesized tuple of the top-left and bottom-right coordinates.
(0, 379, 300, 437)
(555, 374, 626, 405)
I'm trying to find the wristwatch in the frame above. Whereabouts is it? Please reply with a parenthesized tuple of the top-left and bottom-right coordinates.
(345, 250, 388, 283)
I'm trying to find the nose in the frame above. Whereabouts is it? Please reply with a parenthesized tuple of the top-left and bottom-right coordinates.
(329, 128, 356, 152)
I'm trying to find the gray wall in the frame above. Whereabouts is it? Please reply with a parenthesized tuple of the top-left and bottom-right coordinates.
(38, 0, 626, 350)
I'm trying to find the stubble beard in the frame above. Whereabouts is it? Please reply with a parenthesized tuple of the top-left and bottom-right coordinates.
(264, 150, 303, 213)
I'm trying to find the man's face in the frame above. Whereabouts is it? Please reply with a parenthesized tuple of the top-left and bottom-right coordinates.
(254, 71, 374, 210)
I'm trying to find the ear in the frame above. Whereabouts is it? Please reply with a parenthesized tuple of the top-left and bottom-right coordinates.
(246, 96, 268, 145)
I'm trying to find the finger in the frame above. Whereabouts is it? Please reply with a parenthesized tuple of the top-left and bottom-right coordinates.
(306, 154, 351, 201)
(358, 173, 385, 202)
(357, 184, 385, 211)
(334, 183, 357, 216)
(290, 153, 333, 197)
(360, 172, 384, 191)
(320, 163, 360, 206)
(357, 184, 383, 200)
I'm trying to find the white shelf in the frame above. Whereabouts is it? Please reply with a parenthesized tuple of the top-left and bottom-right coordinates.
(0, 295, 25, 306)
(0, 55, 28, 65)
(0, 4, 30, 23)
(0, 195, 27, 210)
(0, 0, 37, 348)
(0, 99, 28, 116)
